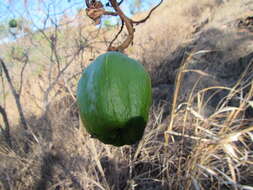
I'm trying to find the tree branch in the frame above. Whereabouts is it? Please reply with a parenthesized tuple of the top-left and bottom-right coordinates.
(108, 20, 125, 49)
(0, 58, 28, 129)
(85, 0, 90, 7)
(117, 0, 124, 6)
(18, 54, 29, 94)
(107, 0, 134, 51)
(86, 0, 118, 25)
(0, 105, 12, 148)
(106, 0, 124, 7)
(85, 0, 163, 52)
(0, 58, 39, 144)
(131, 0, 163, 24)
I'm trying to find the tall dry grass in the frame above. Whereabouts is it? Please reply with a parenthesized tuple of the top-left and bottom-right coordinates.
(1, 50, 252, 189)
(0, 0, 253, 189)
(165, 51, 253, 189)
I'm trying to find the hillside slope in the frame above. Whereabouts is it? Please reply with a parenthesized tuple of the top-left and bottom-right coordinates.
(133, 0, 253, 114)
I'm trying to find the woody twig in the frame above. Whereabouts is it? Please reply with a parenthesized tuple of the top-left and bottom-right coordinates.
(85, 0, 163, 52)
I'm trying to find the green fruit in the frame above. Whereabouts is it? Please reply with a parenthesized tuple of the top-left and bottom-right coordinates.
(77, 51, 152, 146)
(9, 19, 17, 28)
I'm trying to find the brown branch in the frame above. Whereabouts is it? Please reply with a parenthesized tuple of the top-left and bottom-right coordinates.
(106, 0, 124, 7)
(0, 72, 6, 108)
(0, 58, 28, 130)
(0, 105, 12, 148)
(85, 0, 90, 7)
(0, 58, 39, 144)
(85, 0, 163, 52)
(108, 20, 125, 49)
(118, 0, 124, 5)
(131, 0, 163, 24)
(86, 1, 118, 25)
(107, 0, 134, 52)
(18, 55, 29, 94)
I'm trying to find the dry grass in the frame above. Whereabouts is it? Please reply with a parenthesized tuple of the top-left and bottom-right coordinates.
(0, 97, 169, 189)
(130, 0, 220, 68)
(0, 0, 253, 189)
(1, 52, 252, 189)
(165, 51, 253, 189)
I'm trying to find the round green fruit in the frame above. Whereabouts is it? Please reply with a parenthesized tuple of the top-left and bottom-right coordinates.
(9, 19, 17, 28)
(77, 51, 152, 146)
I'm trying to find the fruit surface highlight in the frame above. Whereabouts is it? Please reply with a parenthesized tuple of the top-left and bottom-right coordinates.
(77, 51, 152, 146)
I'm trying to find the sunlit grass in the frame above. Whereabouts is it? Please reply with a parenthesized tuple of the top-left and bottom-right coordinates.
(165, 51, 253, 189)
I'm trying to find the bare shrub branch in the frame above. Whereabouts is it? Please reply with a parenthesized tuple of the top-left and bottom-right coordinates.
(85, 0, 163, 52)
(0, 58, 28, 130)
(0, 105, 12, 148)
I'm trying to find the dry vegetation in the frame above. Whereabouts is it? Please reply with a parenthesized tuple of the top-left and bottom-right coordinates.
(0, 0, 253, 189)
